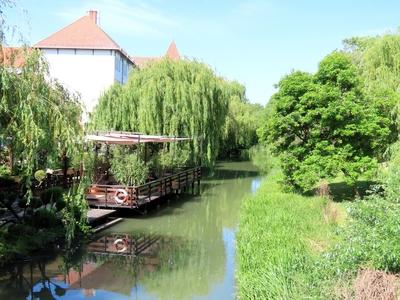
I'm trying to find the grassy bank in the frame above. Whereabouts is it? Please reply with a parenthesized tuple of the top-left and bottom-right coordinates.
(236, 169, 345, 299)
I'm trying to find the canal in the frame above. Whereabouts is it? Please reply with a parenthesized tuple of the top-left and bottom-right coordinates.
(0, 161, 261, 300)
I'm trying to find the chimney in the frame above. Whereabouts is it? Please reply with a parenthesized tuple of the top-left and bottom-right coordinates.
(88, 10, 98, 24)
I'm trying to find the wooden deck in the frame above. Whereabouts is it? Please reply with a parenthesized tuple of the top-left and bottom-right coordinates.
(86, 166, 201, 210)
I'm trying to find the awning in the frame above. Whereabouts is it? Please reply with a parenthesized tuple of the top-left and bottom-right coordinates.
(85, 132, 191, 145)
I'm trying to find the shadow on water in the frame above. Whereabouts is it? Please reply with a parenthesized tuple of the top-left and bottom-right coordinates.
(0, 161, 261, 300)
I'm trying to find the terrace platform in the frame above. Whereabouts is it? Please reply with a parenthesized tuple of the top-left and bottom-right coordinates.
(86, 167, 201, 210)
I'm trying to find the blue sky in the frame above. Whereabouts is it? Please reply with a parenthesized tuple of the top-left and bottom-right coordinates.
(4, 0, 400, 105)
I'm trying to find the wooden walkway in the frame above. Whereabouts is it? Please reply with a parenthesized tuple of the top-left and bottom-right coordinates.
(87, 209, 116, 224)
(86, 167, 201, 210)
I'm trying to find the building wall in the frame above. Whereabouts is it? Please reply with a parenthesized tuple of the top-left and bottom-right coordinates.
(41, 48, 116, 117)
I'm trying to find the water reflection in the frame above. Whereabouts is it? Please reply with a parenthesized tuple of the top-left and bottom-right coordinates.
(0, 162, 260, 300)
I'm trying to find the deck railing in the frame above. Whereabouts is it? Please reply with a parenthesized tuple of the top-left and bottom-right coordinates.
(86, 166, 201, 209)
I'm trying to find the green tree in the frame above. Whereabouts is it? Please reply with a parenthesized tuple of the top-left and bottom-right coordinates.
(262, 51, 390, 192)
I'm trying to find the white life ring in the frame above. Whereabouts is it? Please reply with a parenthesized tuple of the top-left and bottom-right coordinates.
(114, 189, 129, 204)
(114, 238, 128, 252)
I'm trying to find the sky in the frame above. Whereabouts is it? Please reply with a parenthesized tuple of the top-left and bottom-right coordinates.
(4, 0, 400, 105)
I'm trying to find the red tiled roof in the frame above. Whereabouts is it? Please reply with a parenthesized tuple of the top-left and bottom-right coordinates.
(0, 47, 28, 68)
(166, 41, 180, 60)
(131, 56, 161, 68)
(132, 41, 181, 68)
(34, 11, 134, 64)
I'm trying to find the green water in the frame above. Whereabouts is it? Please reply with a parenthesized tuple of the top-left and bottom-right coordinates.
(0, 161, 260, 300)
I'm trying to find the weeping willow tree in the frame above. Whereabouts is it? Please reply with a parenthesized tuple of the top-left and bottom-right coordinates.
(344, 32, 400, 143)
(220, 81, 262, 158)
(90, 59, 233, 167)
(0, 48, 83, 195)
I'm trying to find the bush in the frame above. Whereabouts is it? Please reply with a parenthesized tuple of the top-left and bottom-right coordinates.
(55, 197, 66, 212)
(249, 144, 278, 174)
(111, 152, 149, 186)
(18, 197, 27, 208)
(0, 191, 17, 207)
(0, 165, 11, 177)
(30, 208, 60, 228)
(40, 187, 64, 205)
(323, 198, 400, 275)
(159, 148, 190, 170)
(5, 222, 62, 257)
(0, 176, 16, 188)
(34, 169, 46, 182)
(29, 196, 43, 209)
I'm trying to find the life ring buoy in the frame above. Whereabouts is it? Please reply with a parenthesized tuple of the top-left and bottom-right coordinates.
(114, 238, 128, 252)
(114, 189, 129, 204)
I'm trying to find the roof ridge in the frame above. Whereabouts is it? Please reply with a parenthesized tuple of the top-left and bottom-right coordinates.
(34, 13, 134, 64)
(34, 15, 87, 48)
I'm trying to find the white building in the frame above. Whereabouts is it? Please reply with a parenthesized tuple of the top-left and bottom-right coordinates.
(34, 11, 135, 117)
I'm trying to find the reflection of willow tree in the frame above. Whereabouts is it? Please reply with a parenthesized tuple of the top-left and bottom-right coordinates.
(136, 163, 258, 299)
(139, 236, 224, 300)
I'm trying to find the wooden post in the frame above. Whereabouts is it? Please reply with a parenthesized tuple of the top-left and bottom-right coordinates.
(105, 145, 110, 181)
(148, 182, 151, 202)
(144, 142, 148, 164)
(62, 150, 68, 188)
(8, 144, 13, 174)
(105, 187, 108, 208)
(185, 172, 188, 192)
(197, 168, 201, 195)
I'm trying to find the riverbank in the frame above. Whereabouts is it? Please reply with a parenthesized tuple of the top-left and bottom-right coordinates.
(236, 166, 400, 299)
(236, 168, 346, 299)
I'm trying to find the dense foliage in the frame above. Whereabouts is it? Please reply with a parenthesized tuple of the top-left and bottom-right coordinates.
(111, 151, 149, 186)
(324, 199, 400, 276)
(260, 51, 390, 192)
(0, 49, 82, 193)
(0, 48, 87, 263)
(344, 33, 400, 143)
(90, 59, 258, 167)
(240, 30, 400, 299)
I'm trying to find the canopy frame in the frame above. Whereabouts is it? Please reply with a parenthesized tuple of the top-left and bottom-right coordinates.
(85, 131, 191, 145)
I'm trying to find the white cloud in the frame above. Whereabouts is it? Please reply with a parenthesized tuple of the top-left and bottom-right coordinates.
(55, 0, 180, 37)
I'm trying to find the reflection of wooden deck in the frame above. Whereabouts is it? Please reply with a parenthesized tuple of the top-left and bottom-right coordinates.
(86, 167, 201, 210)
(87, 234, 161, 257)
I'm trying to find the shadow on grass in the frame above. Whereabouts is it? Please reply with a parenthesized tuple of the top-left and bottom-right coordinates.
(308, 180, 378, 202)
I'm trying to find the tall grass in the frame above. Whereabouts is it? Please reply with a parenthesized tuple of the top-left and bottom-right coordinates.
(236, 169, 342, 299)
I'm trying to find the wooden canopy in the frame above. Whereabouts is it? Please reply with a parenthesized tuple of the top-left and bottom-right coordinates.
(85, 131, 190, 145)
